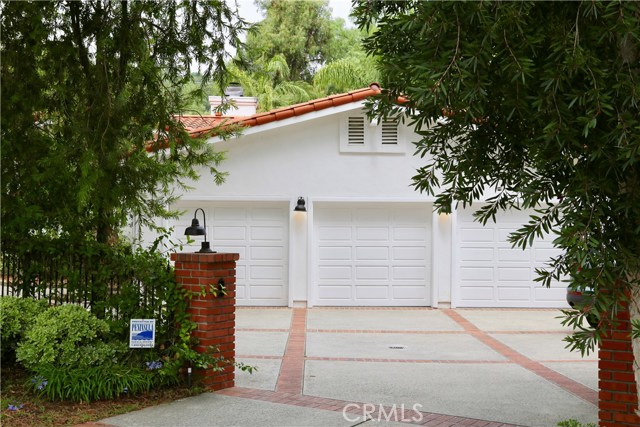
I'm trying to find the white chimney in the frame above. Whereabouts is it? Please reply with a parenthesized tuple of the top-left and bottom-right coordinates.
(209, 84, 258, 116)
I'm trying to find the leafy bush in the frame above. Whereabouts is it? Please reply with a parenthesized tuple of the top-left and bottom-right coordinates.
(16, 304, 125, 370)
(0, 296, 49, 364)
(29, 365, 154, 402)
(557, 420, 596, 427)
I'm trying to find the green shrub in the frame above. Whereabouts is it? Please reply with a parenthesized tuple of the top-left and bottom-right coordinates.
(16, 304, 125, 370)
(0, 296, 49, 364)
(29, 364, 154, 402)
(557, 420, 596, 427)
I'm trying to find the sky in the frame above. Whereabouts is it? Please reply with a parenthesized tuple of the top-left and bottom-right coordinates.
(234, 0, 355, 26)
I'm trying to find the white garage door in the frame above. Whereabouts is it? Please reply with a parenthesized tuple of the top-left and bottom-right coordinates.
(172, 202, 289, 306)
(454, 208, 566, 308)
(313, 203, 431, 306)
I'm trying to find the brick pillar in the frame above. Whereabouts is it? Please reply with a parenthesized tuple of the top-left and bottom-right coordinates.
(171, 252, 239, 391)
(599, 307, 640, 426)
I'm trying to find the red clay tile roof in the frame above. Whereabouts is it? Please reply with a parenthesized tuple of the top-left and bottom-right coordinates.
(182, 83, 383, 138)
(177, 114, 227, 130)
(148, 84, 386, 152)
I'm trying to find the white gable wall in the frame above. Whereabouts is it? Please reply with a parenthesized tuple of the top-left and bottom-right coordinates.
(183, 110, 426, 199)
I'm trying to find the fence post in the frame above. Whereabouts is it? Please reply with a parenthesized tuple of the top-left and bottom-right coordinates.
(171, 252, 239, 391)
(599, 305, 640, 426)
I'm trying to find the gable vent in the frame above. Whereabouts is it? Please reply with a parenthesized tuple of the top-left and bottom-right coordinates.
(381, 119, 399, 144)
(347, 117, 365, 144)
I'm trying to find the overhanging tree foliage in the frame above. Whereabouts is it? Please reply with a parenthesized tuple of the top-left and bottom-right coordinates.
(1, 0, 247, 245)
(354, 0, 640, 411)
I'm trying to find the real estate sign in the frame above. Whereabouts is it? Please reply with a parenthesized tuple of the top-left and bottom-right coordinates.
(129, 319, 155, 348)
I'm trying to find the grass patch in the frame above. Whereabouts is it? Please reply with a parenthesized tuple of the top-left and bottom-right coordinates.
(0, 366, 203, 427)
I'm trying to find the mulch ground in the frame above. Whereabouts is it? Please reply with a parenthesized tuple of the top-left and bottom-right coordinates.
(0, 366, 202, 427)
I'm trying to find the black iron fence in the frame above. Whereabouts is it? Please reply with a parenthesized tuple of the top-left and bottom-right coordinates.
(0, 241, 174, 324)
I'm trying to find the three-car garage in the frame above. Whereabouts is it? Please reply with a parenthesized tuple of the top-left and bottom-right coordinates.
(167, 200, 566, 309)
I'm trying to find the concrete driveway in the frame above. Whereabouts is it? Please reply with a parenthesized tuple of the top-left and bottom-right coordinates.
(103, 307, 597, 427)
(234, 307, 597, 427)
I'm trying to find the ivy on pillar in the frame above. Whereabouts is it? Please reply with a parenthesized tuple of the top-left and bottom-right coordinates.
(171, 252, 239, 391)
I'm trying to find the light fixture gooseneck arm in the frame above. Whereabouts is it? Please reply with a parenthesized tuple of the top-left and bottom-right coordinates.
(194, 208, 208, 243)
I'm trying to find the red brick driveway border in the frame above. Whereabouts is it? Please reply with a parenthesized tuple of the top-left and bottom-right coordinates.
(228, 307, 599, 426)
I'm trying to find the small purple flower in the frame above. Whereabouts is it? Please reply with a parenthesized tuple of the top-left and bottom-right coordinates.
(7, 404, 24, 411)
(31, 376, 47, 391)
(145, 360, 163, 370)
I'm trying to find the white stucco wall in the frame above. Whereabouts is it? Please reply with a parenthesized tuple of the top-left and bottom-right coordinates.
(180, 107, 430, 201)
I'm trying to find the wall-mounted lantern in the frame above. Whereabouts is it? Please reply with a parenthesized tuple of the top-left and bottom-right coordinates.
(184, 208, 215, 253)
(294, 197, 307, 212)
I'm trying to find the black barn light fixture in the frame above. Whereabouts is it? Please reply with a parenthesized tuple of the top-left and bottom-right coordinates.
(294, 197, 307, 212)
(184, 208, 215, 253)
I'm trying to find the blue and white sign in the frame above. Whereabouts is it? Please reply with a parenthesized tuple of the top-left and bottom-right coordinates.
(129, 319, 156, 348)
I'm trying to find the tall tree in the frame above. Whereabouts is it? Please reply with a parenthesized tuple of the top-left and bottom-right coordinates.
(242, 0, 335, 82)
(1, 1, 247, 245)
(354, 0, 640, 410)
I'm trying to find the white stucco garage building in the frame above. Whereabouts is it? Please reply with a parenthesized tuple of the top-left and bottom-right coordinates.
(145, 84, 567, 309)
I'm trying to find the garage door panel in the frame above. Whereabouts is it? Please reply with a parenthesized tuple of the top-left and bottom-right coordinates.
(498, 267, 532, 281)
(235, 265, 246, 280)
(214, 207, 247, 220)
(314, 203, 431, 306)
(355, 266, 389, 280)
(393, 246, 426, 260)
(318, 209, 352, 223)
(171, 202, 288, 306)
(318, 246, 351, 260)
(498, 248, 531, 262)
(460, 228, 494, 242)
(318, 266, 351, 280)
(250, 246, 285, 261)
(460, 286, 494, 300)
(250, 265, 284, 280)
(318, 285, 351, 299)
(356, 227, 389, 241)
(497, 287, 531, 301)
(251, 226, 285, 241)
(250, 286, 286, 299)
(460, 267, 494, 281)
(456, 207, 566, 308)
(214, 226, 246, 240)
(460, 248, 494, 262)
(319, 227, 352, 241)
(356, 246, 389, 260)
(355, 286, 388, 299)
(393, 227, 427, 241)
(393, 266, 427, 280)
(393, 286, 428, 299)
(236, 286, 246, 299)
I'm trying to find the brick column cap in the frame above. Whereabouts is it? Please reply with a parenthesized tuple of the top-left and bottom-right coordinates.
(171, 252, 240, 262)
